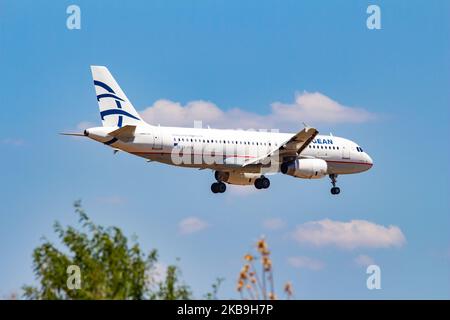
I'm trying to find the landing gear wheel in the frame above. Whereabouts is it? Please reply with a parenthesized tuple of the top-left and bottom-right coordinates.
(331, 187, 340, 195)
(261, 177, 270, 189)
(211, 182, 226, 193)
(217, 182, 226, 193)
(255, 176, 270, 189)
(329, 174, 340, 195)
(254, 178, 263, 189)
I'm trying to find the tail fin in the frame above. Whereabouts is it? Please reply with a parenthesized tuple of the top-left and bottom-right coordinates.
(90, 66, 144, 127)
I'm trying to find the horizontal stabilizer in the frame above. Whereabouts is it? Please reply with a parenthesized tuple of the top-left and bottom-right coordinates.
(108, 125, 136, 141)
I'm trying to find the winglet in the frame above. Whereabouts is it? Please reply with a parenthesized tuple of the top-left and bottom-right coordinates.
(302, 122, 311, 131)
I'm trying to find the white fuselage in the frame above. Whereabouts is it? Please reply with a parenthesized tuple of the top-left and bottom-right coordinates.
(79, 65, 373, 192)
(85, 124, 373, 176)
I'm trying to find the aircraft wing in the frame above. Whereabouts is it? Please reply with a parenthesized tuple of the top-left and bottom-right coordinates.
(242, 125, 318, 166)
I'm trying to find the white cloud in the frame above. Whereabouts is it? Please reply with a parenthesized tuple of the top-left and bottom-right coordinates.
(1, 138, 24, 146)
(291, 219, 406, 250)
(178, 216, 209, 235)
(262, 218, 286, 231)
(139, 91, 375, 129)
(271, 91, 374, 125)
(354, 254, 375, 267)
(287, 256, 325, 271)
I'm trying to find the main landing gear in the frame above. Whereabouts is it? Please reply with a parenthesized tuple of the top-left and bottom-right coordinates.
(254, 176, 270, 190)
(210, 172, 271, 194)
(211, 181, 226, 194)
(329, 174, 340, 195)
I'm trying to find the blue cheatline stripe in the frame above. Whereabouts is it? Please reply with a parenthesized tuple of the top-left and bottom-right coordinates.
(94, 80, 115, 93)
(100, 109, 140, 121)
(97, 93, 124, 101)
(116, 100, 122, 109)
(104, 137, 118, 145)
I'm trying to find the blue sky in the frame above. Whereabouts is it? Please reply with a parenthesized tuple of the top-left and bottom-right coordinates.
(0, 0, 449, 299)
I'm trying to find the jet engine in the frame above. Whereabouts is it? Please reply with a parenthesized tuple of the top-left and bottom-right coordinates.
(280, 158, 328, 179)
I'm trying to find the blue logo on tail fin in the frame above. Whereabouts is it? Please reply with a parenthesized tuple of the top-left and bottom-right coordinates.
(94, 80, 139, 127)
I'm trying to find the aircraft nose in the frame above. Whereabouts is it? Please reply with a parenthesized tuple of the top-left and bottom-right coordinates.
(365, 153, 373, 166)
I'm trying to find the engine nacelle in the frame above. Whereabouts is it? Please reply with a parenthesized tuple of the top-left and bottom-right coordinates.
(280, 159, 328, 179)
(215, 171, 260, 185)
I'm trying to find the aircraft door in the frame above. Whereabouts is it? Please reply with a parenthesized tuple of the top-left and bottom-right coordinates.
(153, 127, 163, 150)
(341, 146, 350, 159)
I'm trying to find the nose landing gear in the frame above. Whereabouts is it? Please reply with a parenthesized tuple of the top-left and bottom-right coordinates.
(329, 174, 340, 195)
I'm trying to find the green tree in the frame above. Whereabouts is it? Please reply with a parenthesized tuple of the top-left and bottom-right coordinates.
(150, 263, 191, 300)
(23, 201, 191, 300)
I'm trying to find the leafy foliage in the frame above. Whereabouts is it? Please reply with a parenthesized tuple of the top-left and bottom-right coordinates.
(23, 201, 191, 300)
(150, 263, 191, 300)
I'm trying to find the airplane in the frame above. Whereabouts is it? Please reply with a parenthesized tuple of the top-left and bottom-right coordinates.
(63, 66, 373, 195)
